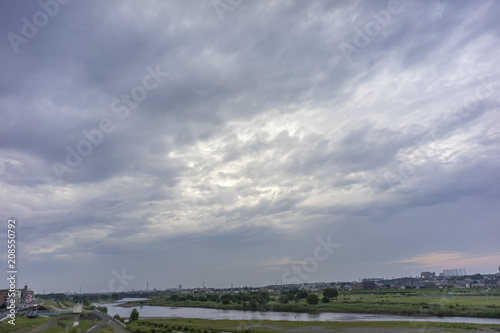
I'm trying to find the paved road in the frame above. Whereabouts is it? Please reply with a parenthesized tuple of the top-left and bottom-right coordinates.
(33, 319, 55, 333)
(108, 319, 129, 333)
(85, 310, 127, 333)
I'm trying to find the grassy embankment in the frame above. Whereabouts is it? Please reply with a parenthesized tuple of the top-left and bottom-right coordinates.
(93, 324, 116, 333)
(0, 313, 97, 333)
(127, 288, 500, 318)
(126, 317, 500, 333)
(0, 316, 48, 333)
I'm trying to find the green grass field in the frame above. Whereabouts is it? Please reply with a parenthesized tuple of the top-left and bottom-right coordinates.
(126, 317, 500, 333)
(0, 314, 98, 333)
(93, 324, 116, 333)
(0, 316, 48, 333)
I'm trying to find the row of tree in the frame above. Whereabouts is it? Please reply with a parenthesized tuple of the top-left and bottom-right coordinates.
(166, 288, 339, 306)
(168, 291, 272, 304)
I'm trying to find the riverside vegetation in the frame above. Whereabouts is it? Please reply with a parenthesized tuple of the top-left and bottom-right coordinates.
(124, 287, 500, 319)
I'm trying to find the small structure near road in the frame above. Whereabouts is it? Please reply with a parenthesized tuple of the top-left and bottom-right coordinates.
(73, 303, 83, 326)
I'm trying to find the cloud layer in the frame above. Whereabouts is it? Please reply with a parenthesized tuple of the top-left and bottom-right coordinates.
(1, 0, 499, 292)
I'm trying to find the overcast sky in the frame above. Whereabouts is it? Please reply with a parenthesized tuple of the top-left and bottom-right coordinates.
(1, 0, 499, 294)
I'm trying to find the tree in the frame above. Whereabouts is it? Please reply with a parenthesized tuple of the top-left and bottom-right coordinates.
(259, 292, 271, 302)
(322, 296, 330, 303)
(306, 294, 319, 305)
(96, 306, 107, 314)
(278, 295, 289, 304)
(322, 288, 339, 298)
(129, 308, 139, 321)
(297, 291, 308, 299)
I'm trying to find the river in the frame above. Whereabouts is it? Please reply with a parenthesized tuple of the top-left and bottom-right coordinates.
(96, 298, 500, 325)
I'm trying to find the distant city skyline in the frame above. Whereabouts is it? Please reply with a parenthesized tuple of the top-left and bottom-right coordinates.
(1, 0, 499, 294)
(27, 266, 500, 294)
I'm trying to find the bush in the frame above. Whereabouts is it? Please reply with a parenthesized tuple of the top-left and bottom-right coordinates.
(306, 294, 319, 305)
(322, 296, 330, 303)
(278, 295, 289, 304)
(297, 291, 308, 299)
(323, 288, 339, 298)
(96, 306, 108, 313)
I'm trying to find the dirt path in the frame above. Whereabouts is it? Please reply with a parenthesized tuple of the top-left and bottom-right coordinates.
(32, 319, 55, 333)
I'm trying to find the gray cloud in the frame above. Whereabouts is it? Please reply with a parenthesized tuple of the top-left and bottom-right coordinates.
(1, 0, 499, 292)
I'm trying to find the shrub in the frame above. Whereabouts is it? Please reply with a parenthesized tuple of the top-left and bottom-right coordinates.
(322, 288, 339, 298)
(306, 294, 319, 305)
(297, 291, 308, 299)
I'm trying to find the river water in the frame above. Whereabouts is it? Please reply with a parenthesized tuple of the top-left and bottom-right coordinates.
(96, 298, 500, 325)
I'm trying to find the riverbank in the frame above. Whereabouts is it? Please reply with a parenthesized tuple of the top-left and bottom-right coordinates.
(122, 294, 500, 319)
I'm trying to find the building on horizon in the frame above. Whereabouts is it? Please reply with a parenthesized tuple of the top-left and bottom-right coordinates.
(420, 271, 436, 279)
(350, 281, 377, 290)
(0, 284, 34, 305)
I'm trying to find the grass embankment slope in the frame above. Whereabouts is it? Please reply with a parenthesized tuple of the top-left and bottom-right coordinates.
(93, 324, 116, 333)
(127, 318, 500, 333)
(0, 316, 47, 333)
(0, 313, 97, 333)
